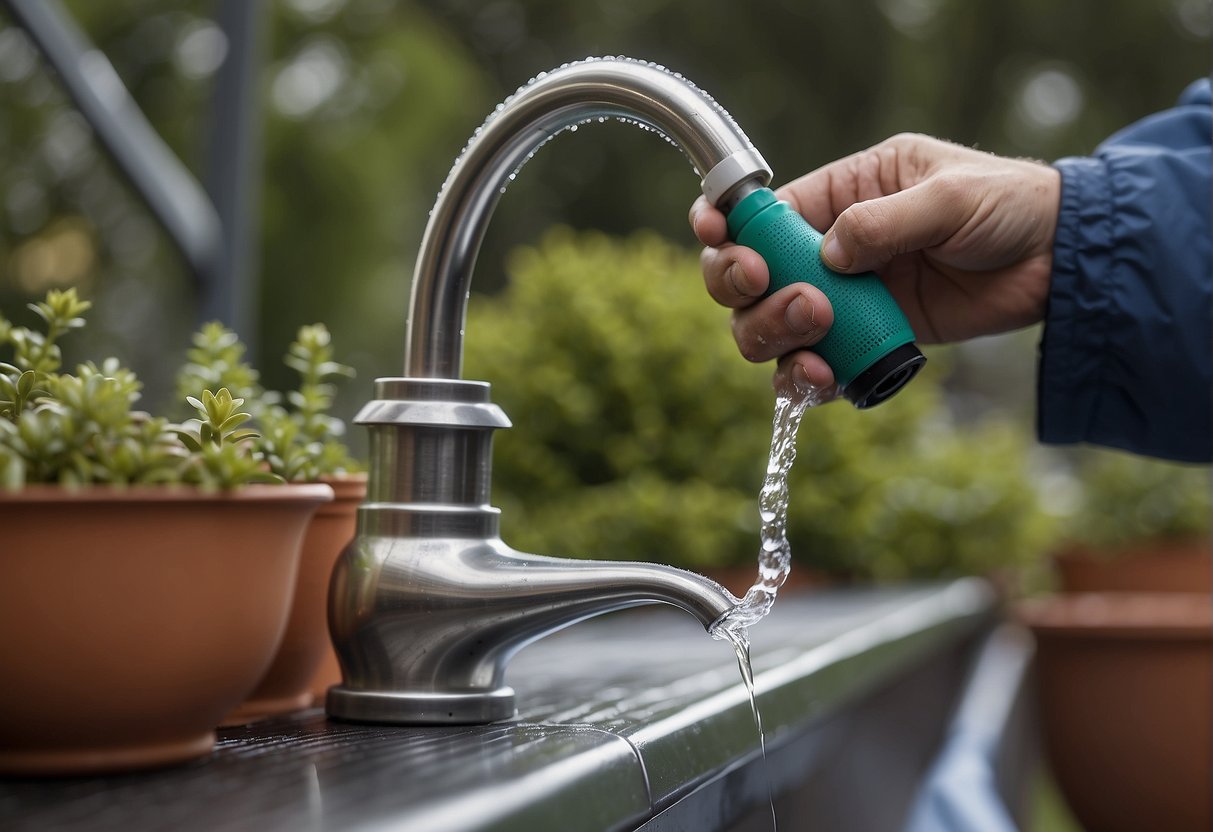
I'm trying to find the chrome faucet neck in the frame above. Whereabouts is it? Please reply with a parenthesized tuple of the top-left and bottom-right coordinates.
(405, 57, 771, 380)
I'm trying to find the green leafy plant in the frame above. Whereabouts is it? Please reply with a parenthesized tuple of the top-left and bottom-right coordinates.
(1060, 449, 1211, 554)
(176, 388, 282, 488)
(0, 289, 91, 420)
(176, 388, 260, 451)
(266, 323, 358, 481)
(464, 228, 1055, 580)
(175, 321, 274, 417)
(0, 290, 280, 490)
(175, 322, 359, 482)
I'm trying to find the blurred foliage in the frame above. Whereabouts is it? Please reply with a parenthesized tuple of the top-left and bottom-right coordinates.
(1057, 449, 1212, 553)
(466, 230, 1055, 580)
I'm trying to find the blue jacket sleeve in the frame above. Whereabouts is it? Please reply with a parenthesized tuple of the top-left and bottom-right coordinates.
(1040, 79, 1212, 463)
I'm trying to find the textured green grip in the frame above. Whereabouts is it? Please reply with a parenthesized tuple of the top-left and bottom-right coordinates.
(726, 188, 917, 388)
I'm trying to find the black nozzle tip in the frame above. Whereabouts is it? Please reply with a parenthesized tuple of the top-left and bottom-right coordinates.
(842, 343, 926, 409)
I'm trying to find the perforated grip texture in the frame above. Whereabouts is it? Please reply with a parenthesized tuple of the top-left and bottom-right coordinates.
(726, 188, 917, 388)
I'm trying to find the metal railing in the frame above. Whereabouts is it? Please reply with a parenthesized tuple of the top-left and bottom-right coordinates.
(1, 0, 265, 341)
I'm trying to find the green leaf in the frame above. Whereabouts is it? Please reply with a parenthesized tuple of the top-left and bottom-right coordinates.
(218, 412, 252, 433)
(175, 427, 203, 453)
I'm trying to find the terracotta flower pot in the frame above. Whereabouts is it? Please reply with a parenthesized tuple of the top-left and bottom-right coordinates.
(0, 483, 333, 776)
(1053, 539, 1212, 593)
(228, 474, 366, 722)
(1021, 592, 1213, 832)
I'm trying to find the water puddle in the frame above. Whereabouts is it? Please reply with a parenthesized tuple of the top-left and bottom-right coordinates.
(710, 377, 832, 831)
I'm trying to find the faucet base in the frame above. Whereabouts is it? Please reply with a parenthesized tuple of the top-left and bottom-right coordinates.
(325, 685, 517, 725)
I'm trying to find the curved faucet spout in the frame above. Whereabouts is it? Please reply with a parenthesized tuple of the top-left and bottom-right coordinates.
(407, 57, 772, 379)
(327, 537, 735, 725)
(455, 547, 737, 638)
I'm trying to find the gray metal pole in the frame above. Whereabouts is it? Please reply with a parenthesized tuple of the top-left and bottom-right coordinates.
(2, 0, 223, 298)
(203, 0, 266, 346)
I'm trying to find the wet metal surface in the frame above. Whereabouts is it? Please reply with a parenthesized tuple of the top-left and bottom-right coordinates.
(0, 722, 649, 832)
(1, 581, 995, 831)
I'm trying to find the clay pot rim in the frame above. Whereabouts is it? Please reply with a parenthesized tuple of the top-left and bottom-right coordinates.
(312, 472, 367, 500)
(1020, 592, 1212, 640)
(1054, 538, 1212, 559)
(0, 482, 334, 505)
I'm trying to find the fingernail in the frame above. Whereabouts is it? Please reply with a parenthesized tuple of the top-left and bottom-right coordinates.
(791, 363, 812, 391)
(726, 260, 749, 296)
(821, 232, 850, 271)
(785, 293, 817, 335)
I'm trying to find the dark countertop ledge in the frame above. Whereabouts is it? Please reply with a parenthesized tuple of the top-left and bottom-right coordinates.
(1, 579, 997, 832)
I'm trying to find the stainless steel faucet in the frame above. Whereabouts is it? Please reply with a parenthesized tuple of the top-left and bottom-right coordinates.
(326, 58, 774, 725)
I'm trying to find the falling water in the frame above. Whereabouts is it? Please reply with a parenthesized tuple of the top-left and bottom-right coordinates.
(709, 376, 833, 832)
(712, 377, 831, 641)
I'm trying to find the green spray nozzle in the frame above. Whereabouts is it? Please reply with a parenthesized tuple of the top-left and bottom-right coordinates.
(725, 187, 924, 408)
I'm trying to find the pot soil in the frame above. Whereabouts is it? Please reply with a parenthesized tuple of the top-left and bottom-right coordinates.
(228, 474, 365, 722)
(1021, 592, 1212, 832)
(0, 484, 332, 775)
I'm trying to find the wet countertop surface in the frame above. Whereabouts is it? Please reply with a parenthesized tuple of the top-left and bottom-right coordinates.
(0, 580, 996, 831)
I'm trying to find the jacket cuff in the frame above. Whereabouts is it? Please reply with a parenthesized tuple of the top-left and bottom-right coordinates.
(1038, 156, 1114, 447)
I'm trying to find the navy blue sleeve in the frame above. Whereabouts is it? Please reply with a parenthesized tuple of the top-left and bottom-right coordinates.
(1040, 79, 1212, 463)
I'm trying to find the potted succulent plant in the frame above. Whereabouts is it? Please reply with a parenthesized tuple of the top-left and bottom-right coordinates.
(1051, 450, 1211, 592)
(174, 322, 366, 722)
(1021, 450, 1212, 832)
(0, 290, 333, 775)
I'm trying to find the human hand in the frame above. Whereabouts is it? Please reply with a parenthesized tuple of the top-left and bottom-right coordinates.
(689, 133, 1061, 392)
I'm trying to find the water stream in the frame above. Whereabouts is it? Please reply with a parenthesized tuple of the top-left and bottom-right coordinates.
(715, 626, 777, 831)
(709, 377, 832, 832)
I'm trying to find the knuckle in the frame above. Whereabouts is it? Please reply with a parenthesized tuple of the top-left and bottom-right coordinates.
(842, 201, 894, 251)
(882, 132, 928, 156)
(731, 317, 766, 363)
(880, 132, 939, 173)
(700, 249, 723, 284)
(883, 131, 921, 152)
(928, 171, 974, 204)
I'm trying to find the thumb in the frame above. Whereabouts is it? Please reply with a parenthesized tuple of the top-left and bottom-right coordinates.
(820, 177, 971, 273)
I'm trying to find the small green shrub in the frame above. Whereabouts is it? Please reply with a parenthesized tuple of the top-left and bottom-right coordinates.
(1061, 449, 1211, 553)
(175, 321, 273, 417)
(465, 228, 1054, 580)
